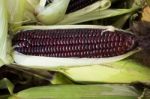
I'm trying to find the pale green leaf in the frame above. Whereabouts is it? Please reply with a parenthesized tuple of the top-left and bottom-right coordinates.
(57, 59, 150, 84)
(57, 9, 135, 25)
(7, 0, 26, 29)
(57, 0, 142, 25)
(113, 13, 132, 28)
(51, 73, 73, 84)
(36, 0, 70, 24)
(9, 84, 140, 99)
(0, 0, 8, 67)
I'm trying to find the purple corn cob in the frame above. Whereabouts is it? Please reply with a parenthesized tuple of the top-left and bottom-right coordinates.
(66, 0, 98, 13)
(13, 28, 136, 58)
(46, 0, 99, 14)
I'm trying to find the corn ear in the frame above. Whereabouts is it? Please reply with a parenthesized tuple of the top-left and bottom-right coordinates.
(9, 84, 140, 99)
(55, 59, 150, 84)
(12, 25, 140, 68)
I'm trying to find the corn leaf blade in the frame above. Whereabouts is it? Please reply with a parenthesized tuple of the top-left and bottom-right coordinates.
(144, 89, 150, 99)
(0, 0, 9, 66)
(57, 8, 137, 25)
(57, 0, 142, 25)
(9, 84, 140, 99)
(7, 0, 25, 30)
(37, 0, 70, 25)
(112, 13, 132, 28)
(146, 0, 150, 6)
(0, 78, 14, 95)
(51, 72, 73, 84)
(0, 95, 10, 99)
(57, 59, 150, 84)
(64, 0, 111, 18)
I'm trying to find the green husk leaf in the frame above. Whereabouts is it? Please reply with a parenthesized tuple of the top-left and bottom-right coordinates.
(57, 8, 138, 25)
(9, 84, 140, 99)
(146, 0, 150, 6)
(0, 0, 9, 66)
(36, 0, 70, 25)
(18, 0, 40, 25)
(0, 78, 14, 95)
(143, 89, 150, 99)
(25, 0, 40, 12)
(64, 0, 111, 18)
(57, 0, 142, 25)
(51, 72, 73, 84)
(113, 13, 132, 28)
(56, 59, 150, 84)
(0, 95, 10, 99)
(23, 10, 38, 25)
(7, 0, 25, 29)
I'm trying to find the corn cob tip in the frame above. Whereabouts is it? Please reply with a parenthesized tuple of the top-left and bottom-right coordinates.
(131, 21, 150, 51)
(137, 34, 150, 51)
